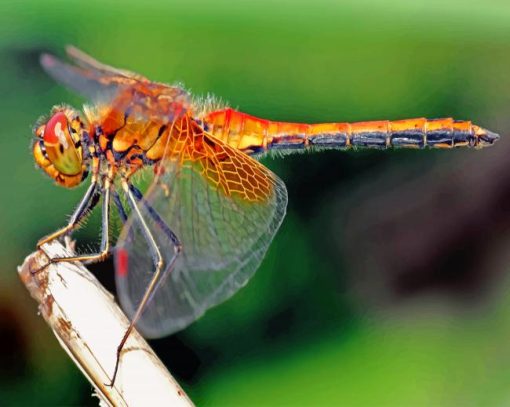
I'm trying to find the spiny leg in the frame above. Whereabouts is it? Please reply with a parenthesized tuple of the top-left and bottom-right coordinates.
(129, 184, 181, 303)
(113, 189, 136, 245)
(49, 174, 113, 266)
(37, 174, 99, 250)
(33, 176, 100, 275)
(113, 190, 128, 224)
(108, 178, 181, 387)
(130, 184, 180, 247)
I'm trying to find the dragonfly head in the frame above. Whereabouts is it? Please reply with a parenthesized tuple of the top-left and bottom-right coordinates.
(32, 106, 88, 188)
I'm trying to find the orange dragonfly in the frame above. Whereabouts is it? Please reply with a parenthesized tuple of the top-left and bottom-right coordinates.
(33, 46, 499, 383)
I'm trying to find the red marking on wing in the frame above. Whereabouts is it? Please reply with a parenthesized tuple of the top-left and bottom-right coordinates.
(153, 163, 165, 176)
(117, 248, 129, 278)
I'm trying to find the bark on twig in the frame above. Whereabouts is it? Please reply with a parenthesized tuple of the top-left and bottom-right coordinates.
(18, 240, 194, 407)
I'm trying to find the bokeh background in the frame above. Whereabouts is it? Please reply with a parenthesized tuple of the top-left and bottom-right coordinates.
(1, 0, 510, 405)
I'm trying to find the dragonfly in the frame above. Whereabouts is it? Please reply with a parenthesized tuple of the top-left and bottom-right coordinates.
(33, 46, 499, 384)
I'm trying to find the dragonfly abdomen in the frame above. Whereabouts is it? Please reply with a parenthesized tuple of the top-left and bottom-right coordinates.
(270, 118, 499, 151)
(203, 109, 499, 155)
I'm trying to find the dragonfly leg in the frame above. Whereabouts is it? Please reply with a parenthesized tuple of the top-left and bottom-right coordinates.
(129, 184, 180, 246)
(36, 175, 99, 250)
(107, 178, 181, 387)
(48, 177, 112, 266)
(112, 190, 128, 224)
(32, 177, 101, 276)
(113, 189, 138, 245)
(129, 184, 181, 303)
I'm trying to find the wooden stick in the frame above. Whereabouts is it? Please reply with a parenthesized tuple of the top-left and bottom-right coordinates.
(18, 240, 194, 407)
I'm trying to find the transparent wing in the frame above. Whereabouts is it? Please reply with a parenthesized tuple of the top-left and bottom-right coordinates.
(40, 46, 190, 122)
(65, 45, 150, 82)
(114, 117, 288, 338)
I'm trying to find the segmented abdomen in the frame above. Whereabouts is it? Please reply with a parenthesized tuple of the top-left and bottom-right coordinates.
(204, 108, 498, 155)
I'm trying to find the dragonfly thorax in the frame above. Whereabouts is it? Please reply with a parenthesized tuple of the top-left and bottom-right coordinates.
(32, 106, 89, 188)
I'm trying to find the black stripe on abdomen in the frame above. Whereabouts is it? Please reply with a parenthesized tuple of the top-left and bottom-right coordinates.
(351, 131, 387, 148)
(269, 134, 306, 149)
(309, 133, 348, 148)
(391, 130, 424, 148)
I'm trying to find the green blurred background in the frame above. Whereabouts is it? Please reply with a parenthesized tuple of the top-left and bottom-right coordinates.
(2, 0, 510, 405)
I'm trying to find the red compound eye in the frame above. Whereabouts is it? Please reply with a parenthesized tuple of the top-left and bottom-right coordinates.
(40, 110, 83, 177)
(43, 111, 69, 145)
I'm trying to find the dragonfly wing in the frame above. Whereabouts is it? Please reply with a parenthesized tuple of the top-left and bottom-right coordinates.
(65, 45, 150, 82)
(40, 51, 125, 102)
(41, 47, 191, 122)
(114, 117, 288, 338)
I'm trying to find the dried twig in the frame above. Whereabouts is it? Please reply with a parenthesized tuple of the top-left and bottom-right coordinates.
(18, 240, 194, 407)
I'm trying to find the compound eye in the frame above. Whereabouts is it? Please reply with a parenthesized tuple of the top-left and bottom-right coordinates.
(43, 111, 70, 144)
(43, 111, 83, 176)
